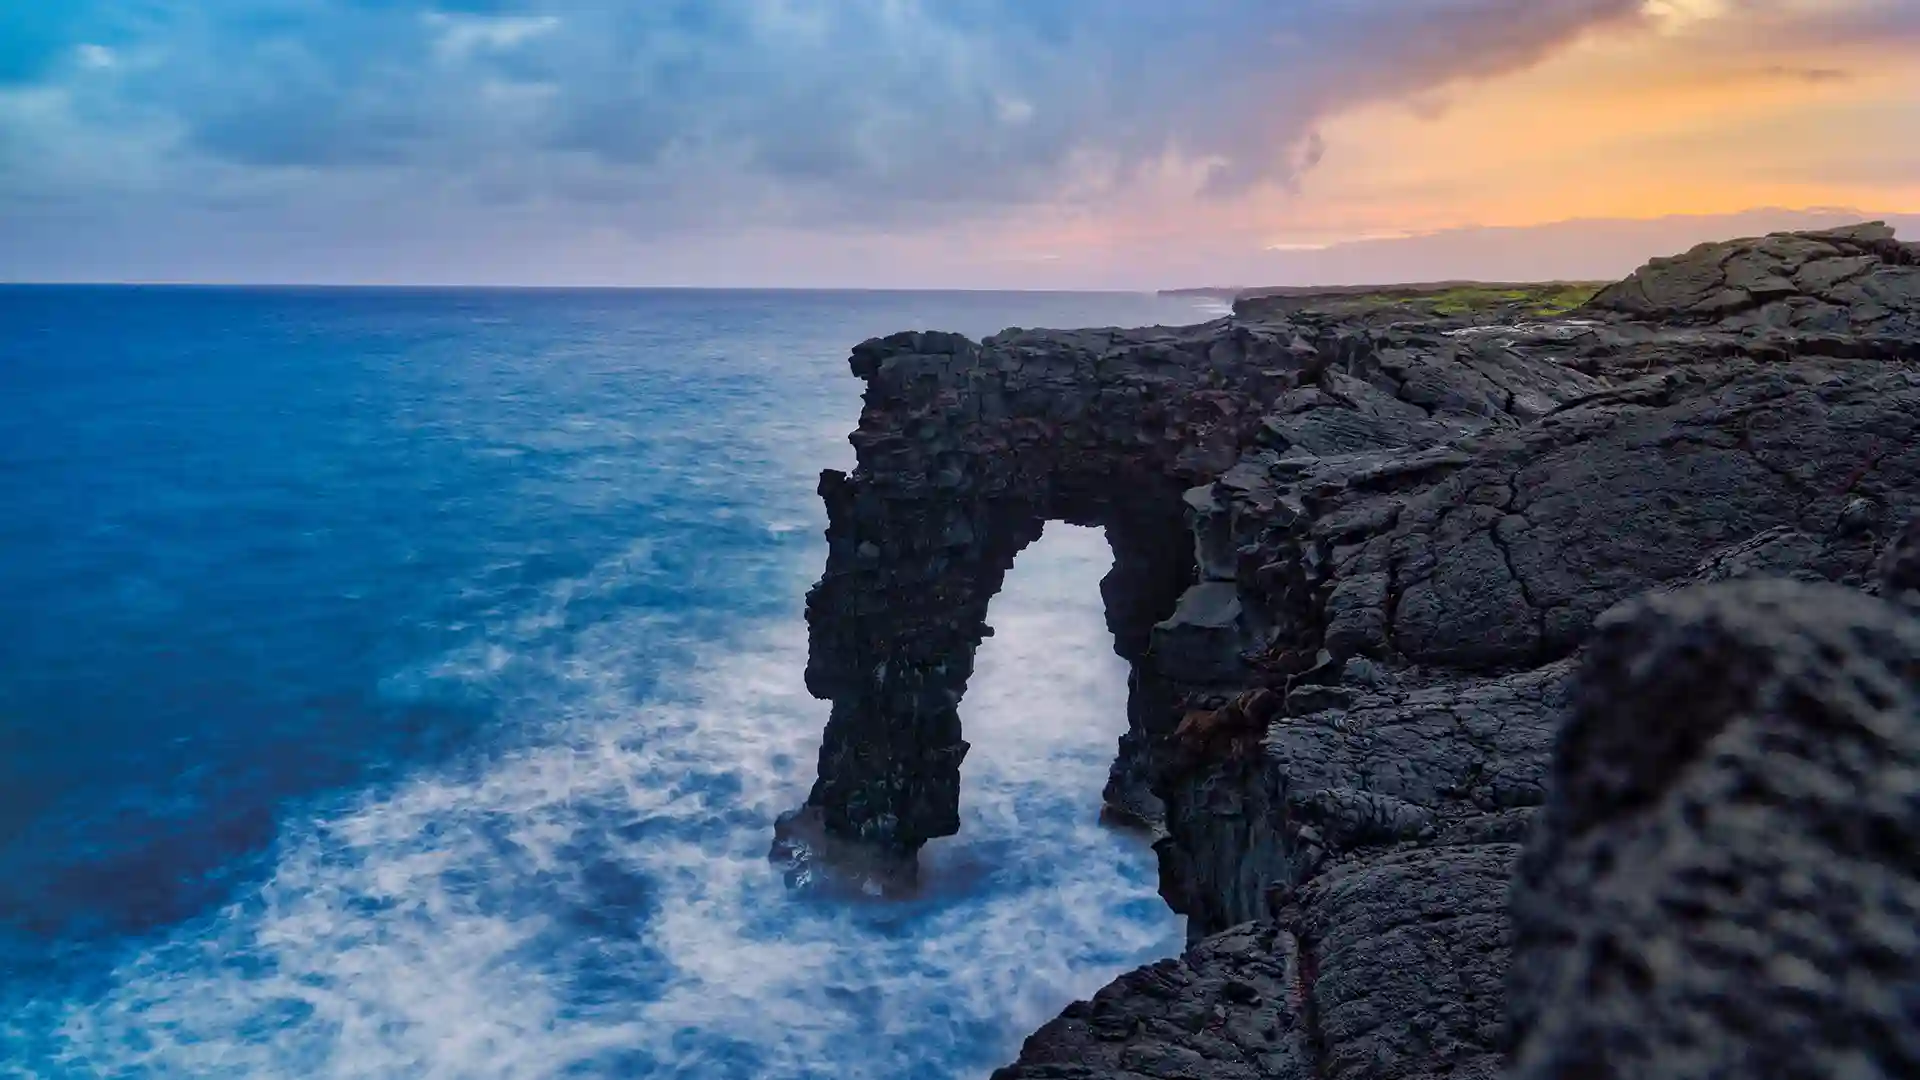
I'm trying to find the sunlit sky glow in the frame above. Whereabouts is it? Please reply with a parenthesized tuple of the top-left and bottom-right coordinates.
(2, 0, 1915, 288)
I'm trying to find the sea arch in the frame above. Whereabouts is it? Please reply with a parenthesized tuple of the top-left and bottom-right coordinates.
(771, 322, 1322, 890)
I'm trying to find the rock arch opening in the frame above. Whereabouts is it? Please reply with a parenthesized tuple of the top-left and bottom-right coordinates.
(770, 324, 1303, 892)
(920, 523, 1144, 871)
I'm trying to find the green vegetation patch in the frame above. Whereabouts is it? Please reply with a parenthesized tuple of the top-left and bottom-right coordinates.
(1236, 280, 1609, 324)
(1421, 283, 1605, 318)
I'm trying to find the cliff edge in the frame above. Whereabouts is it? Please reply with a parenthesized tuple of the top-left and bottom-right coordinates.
(780, 223, 1920, 1076)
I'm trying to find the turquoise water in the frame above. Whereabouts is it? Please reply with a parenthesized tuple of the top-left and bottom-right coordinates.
(0, 287, 1210, 1078)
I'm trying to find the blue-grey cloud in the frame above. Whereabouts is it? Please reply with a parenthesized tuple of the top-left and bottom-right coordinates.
(5, 0, 1647, 230)
(0, 4, 91, 85)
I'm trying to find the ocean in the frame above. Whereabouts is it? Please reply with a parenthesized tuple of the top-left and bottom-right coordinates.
(0, 286, 1215, 1078)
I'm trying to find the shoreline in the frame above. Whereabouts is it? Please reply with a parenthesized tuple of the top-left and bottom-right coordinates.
(788, 222, 1920, 1078)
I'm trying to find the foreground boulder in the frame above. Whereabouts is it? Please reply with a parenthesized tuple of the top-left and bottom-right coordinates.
(1508, 581, 1920, 1079)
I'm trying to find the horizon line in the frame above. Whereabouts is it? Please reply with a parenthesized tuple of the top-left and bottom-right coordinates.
(0, 281, 1167, 296)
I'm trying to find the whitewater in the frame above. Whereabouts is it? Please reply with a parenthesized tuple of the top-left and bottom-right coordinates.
(0, 287, 1206, 1078)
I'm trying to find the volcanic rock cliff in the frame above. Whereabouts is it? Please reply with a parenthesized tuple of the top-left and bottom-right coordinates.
(776, 223, 1920, 1077)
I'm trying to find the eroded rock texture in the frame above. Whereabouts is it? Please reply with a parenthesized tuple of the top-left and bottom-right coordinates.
(1507, 580, 1920, 1079)
(783, 224, 1920, 1075)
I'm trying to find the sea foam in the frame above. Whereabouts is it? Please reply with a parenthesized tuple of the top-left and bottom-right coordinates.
(39, 525, 1181, 1079)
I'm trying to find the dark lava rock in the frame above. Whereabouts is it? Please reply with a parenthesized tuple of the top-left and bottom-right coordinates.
(779, 224, 1920, 1075)
(1880, 514, 1920, 611)
(1508, 581, 1920, 1080)
(999, 843, 1523, 1080)
(992, 922, 1314, 1080)
(1159, 663, 1569, 937)
(1297, 843, 1518, 1080)
(1587, 221, 1920, 337)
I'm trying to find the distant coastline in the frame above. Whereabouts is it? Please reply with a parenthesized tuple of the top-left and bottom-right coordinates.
(1157, 278, 1602, 301)
(1160, 279, 1611, 323)
(1156, 286, 1244, 300)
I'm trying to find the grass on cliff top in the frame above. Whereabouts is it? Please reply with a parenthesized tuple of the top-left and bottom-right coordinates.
(1239, 281, 1608, 321)
(1421, 283, 1606, 318)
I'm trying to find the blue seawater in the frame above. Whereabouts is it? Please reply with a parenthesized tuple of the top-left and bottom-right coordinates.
(0, 287, 1220, 1078)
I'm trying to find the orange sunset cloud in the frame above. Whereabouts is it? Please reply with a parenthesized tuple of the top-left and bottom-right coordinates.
(1254, 0, 1920, 249)
(3, 0, 1914, 287)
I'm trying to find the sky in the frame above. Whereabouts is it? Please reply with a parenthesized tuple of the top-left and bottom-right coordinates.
(1, 0, 1916, 288)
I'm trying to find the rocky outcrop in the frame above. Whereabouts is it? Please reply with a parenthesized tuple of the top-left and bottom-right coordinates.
(1001, 844, 1523, 1080)
(992, 922, 1315, 1080)
(772, 323, 1305, 888)
(1588, 221, 1920, 337)
(1159, 663, 1569, 939)
(779, 224, 1920, 1075)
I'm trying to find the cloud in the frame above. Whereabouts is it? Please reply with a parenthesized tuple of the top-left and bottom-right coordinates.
(425, 12, 562, 61)
(1760, 65, 1851, 83)
(1, 0, 1644, 239)
(28, 0, 1908, 288)
(0, 5, 89, 85)
(75, 44, 118, 71)
(1704, 0, 1920, 49)
(1214, 209, 1920, 289)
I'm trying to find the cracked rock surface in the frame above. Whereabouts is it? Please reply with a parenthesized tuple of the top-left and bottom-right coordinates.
(1587, 220, 1920, 337)
(781, 224, 1920, 1076)
(1248, 353, 1920, 672)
